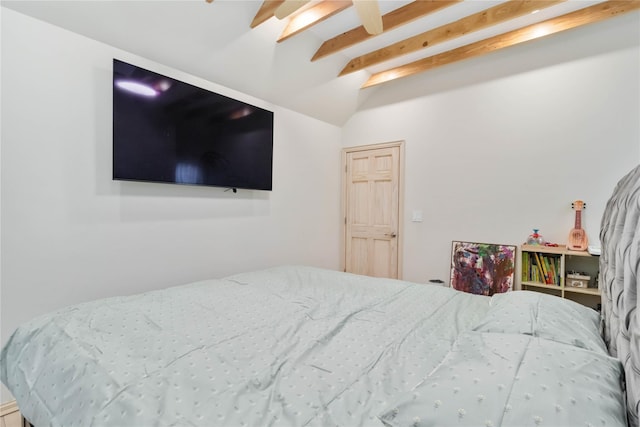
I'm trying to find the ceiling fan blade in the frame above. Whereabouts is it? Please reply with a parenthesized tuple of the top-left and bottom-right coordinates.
(275, 0, 310, 19)
(353, 0, 383, 35)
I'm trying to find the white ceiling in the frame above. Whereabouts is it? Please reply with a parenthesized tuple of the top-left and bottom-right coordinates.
(1, 0, 611, 125)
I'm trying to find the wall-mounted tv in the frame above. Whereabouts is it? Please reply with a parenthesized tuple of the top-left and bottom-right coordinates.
(113, 59, 274, 191)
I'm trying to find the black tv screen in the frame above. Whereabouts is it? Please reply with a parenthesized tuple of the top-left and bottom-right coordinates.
(113, 59, 274, 191)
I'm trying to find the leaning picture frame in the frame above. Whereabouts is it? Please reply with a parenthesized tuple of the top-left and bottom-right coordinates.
(450, 241, 516, 295)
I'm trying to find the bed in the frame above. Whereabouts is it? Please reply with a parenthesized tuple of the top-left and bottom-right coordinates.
(1, 165, 639, 427)
(600, 164, 640, 427)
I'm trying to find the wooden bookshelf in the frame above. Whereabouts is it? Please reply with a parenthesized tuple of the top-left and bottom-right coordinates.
(521, 281, 562, 292)
(520, 244, 600, 309)
(563, 286, 600, 296)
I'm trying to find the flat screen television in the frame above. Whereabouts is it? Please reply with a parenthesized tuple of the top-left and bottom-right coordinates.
(112, 59, 274, 191)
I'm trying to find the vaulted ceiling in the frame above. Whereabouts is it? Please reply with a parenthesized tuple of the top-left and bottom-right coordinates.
(249, 0, 638, 88)
(2, 0, 639, 125)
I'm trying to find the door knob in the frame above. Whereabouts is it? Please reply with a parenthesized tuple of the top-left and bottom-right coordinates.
(386, 232, 397, 238)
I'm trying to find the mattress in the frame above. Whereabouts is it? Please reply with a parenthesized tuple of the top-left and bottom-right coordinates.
(0, 266, 626, 427)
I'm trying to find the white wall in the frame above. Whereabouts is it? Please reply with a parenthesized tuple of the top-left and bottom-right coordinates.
(0, 7, 342, 371)
(2, 3, 639, 403)
(343, 13, 640, 284)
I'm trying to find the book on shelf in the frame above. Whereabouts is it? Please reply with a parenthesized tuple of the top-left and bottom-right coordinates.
(534, 252, 547, 284)
(522, 249, 560, 285)
(522, 252, 529, 281)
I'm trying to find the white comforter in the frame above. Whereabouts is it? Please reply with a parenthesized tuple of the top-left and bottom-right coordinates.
(1, 266, 626, 427)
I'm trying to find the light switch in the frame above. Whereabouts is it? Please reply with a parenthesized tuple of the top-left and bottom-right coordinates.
(412, 210, 423, 222)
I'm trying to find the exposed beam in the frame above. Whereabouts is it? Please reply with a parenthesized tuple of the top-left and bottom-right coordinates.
(250, 1, 285, 28)
(275, 0, 310, 20)
(353, 0, 383, 35)
(341, 0, 565, 76)
(278, 1, 352, 43)
(362, 0, 640, 89)
(312, 1, 461, 62)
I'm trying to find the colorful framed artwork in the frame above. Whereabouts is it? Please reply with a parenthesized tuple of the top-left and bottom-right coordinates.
(450, 241, 516, 295)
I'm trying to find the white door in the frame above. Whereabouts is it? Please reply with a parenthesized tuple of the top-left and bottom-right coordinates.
(343, 142, 403, 279)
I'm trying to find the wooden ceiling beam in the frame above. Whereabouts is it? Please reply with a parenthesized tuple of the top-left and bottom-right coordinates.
(275, 0, 310, 20)
(362, 0, 640, 89)
(341, 0, 565, 76)
(278, 1, 353, 43)
(250, 0, 285, 29)
(353, 0, 383, 35)
(311, 0, 461, 62)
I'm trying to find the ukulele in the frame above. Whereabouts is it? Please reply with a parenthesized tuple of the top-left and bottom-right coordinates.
(568, 200, 588, 251)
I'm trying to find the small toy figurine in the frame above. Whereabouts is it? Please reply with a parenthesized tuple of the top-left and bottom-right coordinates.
(526, 229, 545, 245)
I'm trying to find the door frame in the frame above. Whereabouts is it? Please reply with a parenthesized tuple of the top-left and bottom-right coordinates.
(340, 140, 405, 279)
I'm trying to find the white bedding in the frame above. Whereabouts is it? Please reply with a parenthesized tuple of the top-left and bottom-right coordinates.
(0, 266, 626, 427)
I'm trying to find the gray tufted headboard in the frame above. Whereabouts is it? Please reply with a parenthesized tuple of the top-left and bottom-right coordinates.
(600, 164, 640, 426)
